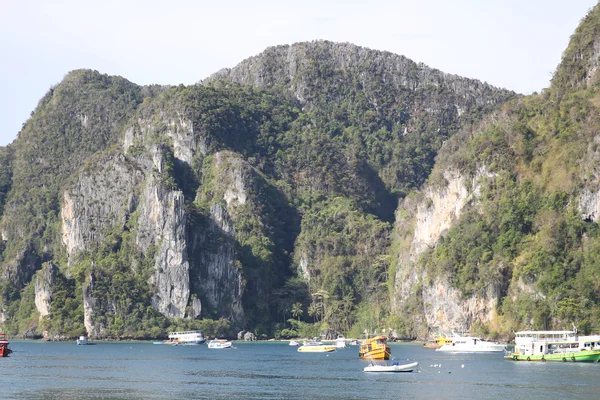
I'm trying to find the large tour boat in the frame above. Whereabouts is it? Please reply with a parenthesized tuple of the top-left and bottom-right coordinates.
(0, 333, 12, 357)
(167, 330, 206, 345)
(359, 336, 391, 360)
(506, 330, 600, 362)
(436, 334, 505, 353)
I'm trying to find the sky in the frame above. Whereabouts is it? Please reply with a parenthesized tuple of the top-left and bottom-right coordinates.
(0, 0, 597, 146)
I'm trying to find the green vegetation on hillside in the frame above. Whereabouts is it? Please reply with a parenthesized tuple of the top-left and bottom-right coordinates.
(401, 3, 600, 336)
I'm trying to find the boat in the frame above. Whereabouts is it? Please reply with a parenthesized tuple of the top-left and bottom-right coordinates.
(0, 333, 12, 357)
(436, 334, 505, 353)
(167, 330, 206, 345)
(297, 341, 336, 353)
(76, 335, 89, 345)
(506, 329, 600, 362)
(349, 339, 360, 346)
(289, 340, 300, 346)
(335, 335, 347, 348)
(423, 333, 453, 349)
(208, 339, 233, 349)
(359, 336, 391, 360)
(364, 361, 418, 372)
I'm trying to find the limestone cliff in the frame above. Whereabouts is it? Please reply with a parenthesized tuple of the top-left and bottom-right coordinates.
(61, 144, 192, 331)
(207, 41, 514, 113)
(392, 167, 493, 334)
(134, 147, 190, 319)
(34, 262, 58, 321)
(61, 153, 145, 268)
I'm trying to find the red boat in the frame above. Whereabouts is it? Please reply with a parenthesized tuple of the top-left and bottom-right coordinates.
(0, 333, 12, 357)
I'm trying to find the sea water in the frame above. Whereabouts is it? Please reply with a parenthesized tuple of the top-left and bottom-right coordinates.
(1, 341, 599, 399)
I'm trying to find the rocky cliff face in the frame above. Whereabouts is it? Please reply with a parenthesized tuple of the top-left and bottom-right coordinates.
(61, 144, 192, 329)
(135, 147, 190, 319)
(392, 167, 494, 334)
(0, 70, 142, 293)
(207, 41, 515, 126)
(34, 262, 57, 321)
(61, 153, 145, 268)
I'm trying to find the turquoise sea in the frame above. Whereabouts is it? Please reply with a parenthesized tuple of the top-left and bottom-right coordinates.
(2, 341, 599, 399)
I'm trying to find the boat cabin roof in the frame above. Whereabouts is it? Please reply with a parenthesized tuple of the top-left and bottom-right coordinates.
(515, 330, 574, 335)
(365, 335, 387, 343)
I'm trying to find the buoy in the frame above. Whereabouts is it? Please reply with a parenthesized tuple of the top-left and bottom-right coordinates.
(438, 371, 440, 374)
(448, 371, 451, 374)
(461, 364, 464, 368)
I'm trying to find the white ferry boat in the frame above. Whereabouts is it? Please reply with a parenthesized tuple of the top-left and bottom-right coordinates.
(436, 334, 505, 353)
(506, 329, 600, 362)
(167, 330, 206, 345)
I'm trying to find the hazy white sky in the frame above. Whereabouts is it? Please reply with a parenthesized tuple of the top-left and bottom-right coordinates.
(0, 0, 597, 146)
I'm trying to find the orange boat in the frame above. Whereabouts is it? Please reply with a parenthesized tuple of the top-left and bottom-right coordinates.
(0, 333, 12, 357)
(359, 335, 391, 360)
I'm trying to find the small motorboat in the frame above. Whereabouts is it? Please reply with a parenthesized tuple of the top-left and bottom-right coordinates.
(77, 335, 89, 345)
(0, 333, 12, 357)
(289, 340, 300, 346)
(363, 361, 418, 373)
(335, 335, 347, 349)
(208, 339, 233, 349)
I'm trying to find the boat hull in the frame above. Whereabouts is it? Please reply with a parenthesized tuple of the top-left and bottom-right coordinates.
(208, 340, 233, 349)
(297, 345, 336, 352)
(506, 350, 600, 362)
(0, 345, 11, 357)
(359, 346, 390, 360)
(364, 361, 418, 372)
(0, 334, 11, 357)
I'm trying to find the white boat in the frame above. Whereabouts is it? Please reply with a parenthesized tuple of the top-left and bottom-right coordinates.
(506, 329, 600, 362)
(364, 361, 418, 372)
(335, 335, 347, 348)
(76, 335, 89, 345)
(436, 334, 505, 353)
(208, 339, 233, 349)
(289, 340, 300, 346)
(167, 330, 206, 345)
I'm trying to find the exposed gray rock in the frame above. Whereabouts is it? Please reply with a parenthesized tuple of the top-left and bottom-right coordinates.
(61, 153, 145, 268)
(34, 262, 58, 320)
(83, 272, 105, 337)
(392, 166, 495, 334)
(243, 331, 256, 341)
(206, 40, 515, 123)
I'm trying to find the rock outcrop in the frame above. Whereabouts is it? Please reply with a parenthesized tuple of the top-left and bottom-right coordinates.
(392, 167, 494, 334)
(61, 153, 145, 268)
(34, 262, 58, 321)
